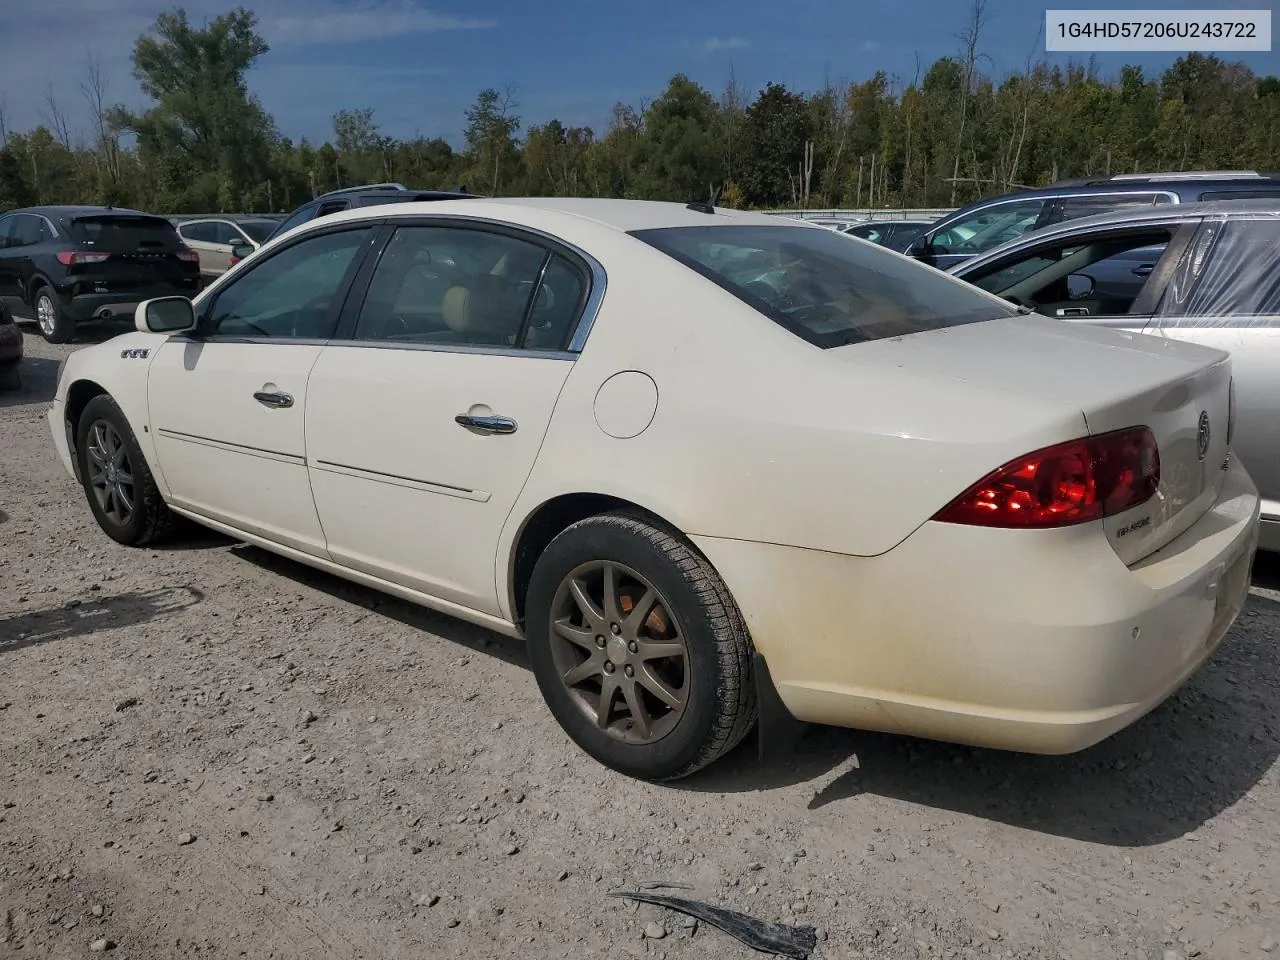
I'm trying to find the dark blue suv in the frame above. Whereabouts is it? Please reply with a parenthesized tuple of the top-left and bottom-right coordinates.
(262, 183, 480, 244)
(905, 170, 1280, 270)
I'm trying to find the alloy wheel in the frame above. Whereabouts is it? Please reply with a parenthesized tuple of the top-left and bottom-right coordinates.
(86, 420, 135, 527)
(36, 294, 56, 338)
(548, 560, 689, 744)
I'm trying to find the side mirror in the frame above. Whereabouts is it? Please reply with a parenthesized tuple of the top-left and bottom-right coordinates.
(229, 241, 253, 265)
(136, 296, 197, 334)
(1067, 273, 1095, 300)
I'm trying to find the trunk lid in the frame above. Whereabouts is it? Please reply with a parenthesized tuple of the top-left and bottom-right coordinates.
(66, 214, 198, 287)
(832, 315, 1233, 564)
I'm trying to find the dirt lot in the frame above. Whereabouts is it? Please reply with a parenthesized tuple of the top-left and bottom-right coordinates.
(2, 327, 1279, 960)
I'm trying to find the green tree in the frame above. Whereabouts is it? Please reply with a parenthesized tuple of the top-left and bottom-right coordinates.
(740, 82, 813, 207)
(464, 87, 521, 193)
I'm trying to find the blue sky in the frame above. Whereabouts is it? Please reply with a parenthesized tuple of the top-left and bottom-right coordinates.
(1, 0, 1276, 149)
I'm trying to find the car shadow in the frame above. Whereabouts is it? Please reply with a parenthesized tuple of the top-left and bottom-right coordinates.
(678, 584, 1280, 848)
(0, 586, 204, 655)
(0, 356, 59, 408)
(228, 544, 530, 670)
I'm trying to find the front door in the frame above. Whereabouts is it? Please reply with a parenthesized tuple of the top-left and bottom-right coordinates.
(147, 224, 376, 556)
(305, 220, 593, 615)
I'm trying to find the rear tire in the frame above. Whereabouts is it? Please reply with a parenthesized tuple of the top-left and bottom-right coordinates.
(75, 394, 175, 546)
(34, 285, 74, 344)
(525, 511, 757, 781)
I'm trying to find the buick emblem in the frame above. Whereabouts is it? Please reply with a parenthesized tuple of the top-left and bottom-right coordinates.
(1196, 411, 1211, 462)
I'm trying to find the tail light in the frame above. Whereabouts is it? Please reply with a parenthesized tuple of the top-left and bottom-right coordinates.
(228, 254, 241, 268)
(1227, 377, 1236, 446)
(933, 426, 1160, 529)
(176, 248, 200, 263)
(56, 250, 110, 266)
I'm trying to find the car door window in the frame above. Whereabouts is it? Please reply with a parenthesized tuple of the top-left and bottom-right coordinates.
(203, 227, 371, 339)
(1056, 193, 1168, 223)
(314, 200, 349, 219)
(213, 222, 243, 245)
(0, 215, 14, 246)
(180, 222, 210, 243)
(847, 224, 887, 244)
(1159, 219, 1280, 324)
(929, 199, 1047, 255)
(352, 225, 583, 349)
(274, 206, 317, 237)
(10, 215, 45, 247)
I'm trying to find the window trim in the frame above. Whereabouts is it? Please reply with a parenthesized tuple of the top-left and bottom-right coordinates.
(180, 221, 381, 343)
(327, 214, 605, 359)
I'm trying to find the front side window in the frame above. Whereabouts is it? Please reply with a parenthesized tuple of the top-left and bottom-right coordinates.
(632, 223, 1016, 348)
(845, 223, 888, 244)
(928, 199, 1048, 256)
(352, 225, 584, 349)
(238, 220, 276, 243)
(11, 215, 45, 247)
(180, 222, 215, 243)
(1160, 219, 1280, 321)
(204, 227, 370, 339)
(274, 205, 318, 238)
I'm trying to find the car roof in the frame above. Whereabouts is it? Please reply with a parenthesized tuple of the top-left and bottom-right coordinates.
(299, 197, 801, 235)
(12, 205, 152, 218)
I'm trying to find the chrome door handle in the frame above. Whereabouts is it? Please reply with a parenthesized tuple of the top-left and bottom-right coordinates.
(455, 414, 517, 434)
(253, 390, 294, 408)
(1132, 264, 1154, 277)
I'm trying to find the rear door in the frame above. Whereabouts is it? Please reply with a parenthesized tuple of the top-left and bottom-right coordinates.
(176, 221, 221, 276)
(0, 215, 24, 311)
(68, 214, 200, 298)
(1148, 216, 1280, 516)
(305, 219, 593, 616)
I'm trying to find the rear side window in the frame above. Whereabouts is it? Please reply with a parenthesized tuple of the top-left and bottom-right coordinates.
(1197, 190, 1280, 201)
(70, 216, 179, 250)
(631, 223, 1017, 348)
(1160, 219, 1280, 321)
(1056, 193, 1169, 222)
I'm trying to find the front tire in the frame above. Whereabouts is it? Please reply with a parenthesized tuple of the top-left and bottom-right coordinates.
(75, 394, 175, 546)
(525, 511, 757, 781)
(34, 285, 75, 344)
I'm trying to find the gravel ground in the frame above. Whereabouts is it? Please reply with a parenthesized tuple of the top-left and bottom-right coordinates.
(2, 326, 1279, 960)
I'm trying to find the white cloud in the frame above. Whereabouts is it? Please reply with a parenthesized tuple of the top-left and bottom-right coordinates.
(859, 39, 880, 51)
(265, 0, 496, 46)
(702, 36, 750, 53)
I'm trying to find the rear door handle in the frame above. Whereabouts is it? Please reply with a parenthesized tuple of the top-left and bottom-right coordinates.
(253, 390, 294, 408)
(1132, 264, 1154, 277)
(455, 414, 517, 434)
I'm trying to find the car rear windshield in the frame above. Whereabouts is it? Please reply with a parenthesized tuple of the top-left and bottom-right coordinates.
(630, 223, 1017, 347)
(239, 220, 276, 242)
(68, 215, 180, 251)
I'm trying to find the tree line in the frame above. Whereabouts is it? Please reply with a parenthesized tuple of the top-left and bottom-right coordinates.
(1, 4, 1278, 217)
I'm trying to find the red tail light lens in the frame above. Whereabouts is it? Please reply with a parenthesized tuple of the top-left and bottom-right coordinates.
(228, 255, 241, 267)
(933, 426, 1160, 529)
(56, 250, 110, 266)
(176, 248, 200, 263)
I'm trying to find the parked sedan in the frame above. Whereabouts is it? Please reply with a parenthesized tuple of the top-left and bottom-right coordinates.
(49, 198, 1257, 781)
(950, 199, 1280, 551)
(175, 217, 278, 278)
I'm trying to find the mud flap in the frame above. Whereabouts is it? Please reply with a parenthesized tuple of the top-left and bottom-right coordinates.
(754, 652, 809, 764)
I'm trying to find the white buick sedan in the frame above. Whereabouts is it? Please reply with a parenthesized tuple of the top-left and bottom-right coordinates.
(49, 198, 1260, 781)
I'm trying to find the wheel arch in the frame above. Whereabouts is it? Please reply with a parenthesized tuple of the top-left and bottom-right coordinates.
(26, 272, 55, 303)
(506, 492, 711, 631)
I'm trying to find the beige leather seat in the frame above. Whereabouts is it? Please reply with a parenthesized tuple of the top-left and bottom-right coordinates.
(441, 275, 523, 345)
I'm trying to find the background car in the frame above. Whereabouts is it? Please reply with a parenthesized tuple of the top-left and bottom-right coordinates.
(175, 216, 279, 278)
(0, 205, 201, 343)
(260, 182, 480, 245)
(904, 170, 1280, 270)
(0, 299, 22, 390)
(49, 197, 1255, 782)
(949, 198, 1280, 550)
(843, 218, 934, 251)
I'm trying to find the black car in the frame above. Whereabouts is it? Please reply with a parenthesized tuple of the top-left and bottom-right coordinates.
(904, 170, 1280, 270)
(0, 206, 202, 343)
(843, 219, 934, 251)
(261, 183, 480, 245)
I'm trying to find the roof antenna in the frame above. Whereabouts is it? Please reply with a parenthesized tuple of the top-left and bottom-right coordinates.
(686, 182, 720, 215)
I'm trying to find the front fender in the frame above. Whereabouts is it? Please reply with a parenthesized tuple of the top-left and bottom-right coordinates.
(57, 332, 172, 496)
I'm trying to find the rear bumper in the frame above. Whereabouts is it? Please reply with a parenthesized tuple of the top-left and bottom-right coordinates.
(693, 455, 1261, 754)
(53, 283, 200, 323)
